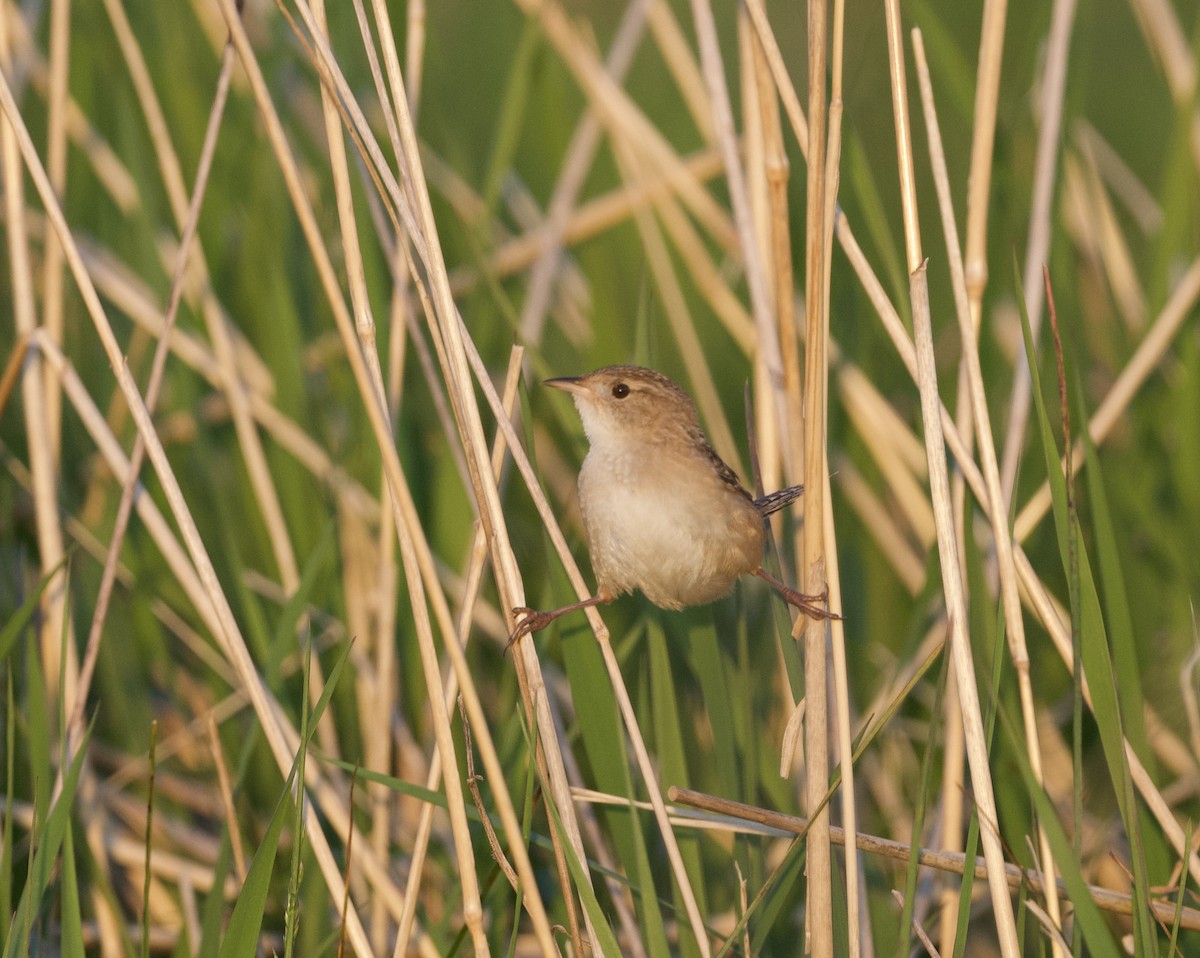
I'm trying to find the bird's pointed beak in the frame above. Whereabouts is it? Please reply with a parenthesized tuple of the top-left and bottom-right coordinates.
(544, 376, 585, 396)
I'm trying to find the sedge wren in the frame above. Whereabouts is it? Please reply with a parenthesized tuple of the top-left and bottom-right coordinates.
(510, 365, 837, 643)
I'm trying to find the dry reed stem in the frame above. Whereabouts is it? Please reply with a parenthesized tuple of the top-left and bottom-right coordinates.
(801, 0, 834, 951)
(648, 0, 714, 141)
(403, 0, 424, 114)
(1127, 0, 1197, 103)
(833, 456, 925, 595)
(688, 0, 782, 406)
(823, 193, 1200, 889)
(512, 0, 735, 251)
(206, 716, 248, 882)
(227, 2, 521, 949)
(101, 0, 305, 647)
(364, 0, 418, 202)
(373, 330, 405, 946)
(370, 432, 401, 942)
(1078, 154, 1148, 329)
(0, 0, 77, 720)
(749, 24, 801, 485)
(518, 0, 650, 346)
(456, 329, 712, 950)
(883, 0, 919, 274)
(838, 364, 936, 547)
(908, 265, 1021, 957)
(392, 354, 569, 958)
(668, 787, 1200, 933)
(342, 1, 598, 948)
(341, 7, 401, 194)
(739, 14, 792, 719)
(1014, 255, 1200, 542)
(1, 70, 382, 954)
(998, 0, 1079, 503)
(64, 41, 237, 782)
(611, 139, 743, 473)
(817, 0, 860, 947)
(446, 146, 726, 289)
(912, 28, 1064, 951)
(962, 0, 1008, 326)
(281, 4, 574, 951)
(741, 0, 809, 154)
(308, 3, 397, 950)
(3, 5, 138, 211)
(40, 0, 69, 465)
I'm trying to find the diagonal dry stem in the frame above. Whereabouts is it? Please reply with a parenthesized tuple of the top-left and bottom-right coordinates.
(0, 70, 383, 956)
(912, 27, 1064, 952)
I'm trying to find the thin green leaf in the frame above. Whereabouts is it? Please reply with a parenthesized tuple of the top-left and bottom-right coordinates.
(3, 721, 91, 958)
(59, 821, 84, 958)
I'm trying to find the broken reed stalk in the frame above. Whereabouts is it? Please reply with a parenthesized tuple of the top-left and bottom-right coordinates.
(668, 787, 1200, 933)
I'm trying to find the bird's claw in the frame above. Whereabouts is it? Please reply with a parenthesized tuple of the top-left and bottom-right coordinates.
(506, 607, 548, 651)
(781, 586, 842, 622)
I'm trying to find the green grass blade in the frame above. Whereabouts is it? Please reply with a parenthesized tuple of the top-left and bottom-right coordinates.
(215, 781, 290, 958)
(561, 618, 670, 954)
(1016, 265, 1156, 949)
(539, 775, 625, 958)
(2, 721, 90, 958)
(218, 638, 349, 958)
(1, 669, 14, 942)
(195, 834, 235, 958)
(0, 557, 67, 666)
(894, 645, 950, 957)
(141, 721, 158, 958)
(649, 618, 706, 958)
(999, 709, 1123, 958)
(59, 822, 84, 958)
(283, 639, 314, 958)
(682, 611, 742, 802)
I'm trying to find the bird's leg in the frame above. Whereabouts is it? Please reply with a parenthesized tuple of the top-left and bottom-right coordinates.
(753, 568, 842, 621)
(508, 591, 612, 650)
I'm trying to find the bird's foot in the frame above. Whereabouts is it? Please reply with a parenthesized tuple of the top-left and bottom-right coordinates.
(507, 607, 551, 650)
(753, 568, 843, 622)
(776, 585, 842, 622)
(507, 592, 610, 652)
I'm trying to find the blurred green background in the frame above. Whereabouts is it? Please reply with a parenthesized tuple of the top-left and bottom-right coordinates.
(2, 0, 1199, 953)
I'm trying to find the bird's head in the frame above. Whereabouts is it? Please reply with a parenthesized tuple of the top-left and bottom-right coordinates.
(545, 365, 700, 451)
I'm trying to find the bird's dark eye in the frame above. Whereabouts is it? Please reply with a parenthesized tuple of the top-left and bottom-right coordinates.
(612, 383, 630, 399)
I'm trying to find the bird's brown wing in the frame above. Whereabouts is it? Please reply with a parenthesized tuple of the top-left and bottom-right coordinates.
(692, 424, 803, 517)
(692, 430, 755, 503)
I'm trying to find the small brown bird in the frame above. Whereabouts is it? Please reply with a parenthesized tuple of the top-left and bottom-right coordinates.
(510, 365, 837, 643)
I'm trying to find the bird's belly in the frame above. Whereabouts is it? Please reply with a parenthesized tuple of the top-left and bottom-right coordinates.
(580, 466, 763, 610)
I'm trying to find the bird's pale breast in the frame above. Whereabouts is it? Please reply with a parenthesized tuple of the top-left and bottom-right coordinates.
(577, 443, 764, 610)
